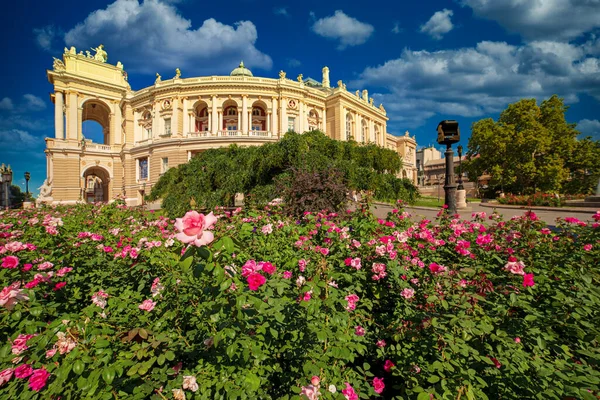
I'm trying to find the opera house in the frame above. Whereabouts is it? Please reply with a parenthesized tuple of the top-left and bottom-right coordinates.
(43, 45, 417, 205)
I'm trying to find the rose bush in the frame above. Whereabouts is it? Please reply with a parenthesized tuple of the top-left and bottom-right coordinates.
(0, 201, 599, 399)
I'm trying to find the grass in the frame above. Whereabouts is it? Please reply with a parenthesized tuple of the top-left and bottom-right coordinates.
(411, 196, 481, 208)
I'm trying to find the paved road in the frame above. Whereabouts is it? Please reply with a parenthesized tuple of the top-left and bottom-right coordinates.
(370, 203, 598, 226)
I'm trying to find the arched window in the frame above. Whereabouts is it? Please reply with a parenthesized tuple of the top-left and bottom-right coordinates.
(345, 114, 352, 140)
(308, 109, 319, 131)
(361, 119, 367, 143)
(227, 107, 237, 116)
(252, 108, 261, 116)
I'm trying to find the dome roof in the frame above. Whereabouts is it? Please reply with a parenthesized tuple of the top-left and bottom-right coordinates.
(230, 61, 253, 77)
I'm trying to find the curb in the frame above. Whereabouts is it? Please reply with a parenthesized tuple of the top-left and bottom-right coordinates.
(478, 202, 598, 214)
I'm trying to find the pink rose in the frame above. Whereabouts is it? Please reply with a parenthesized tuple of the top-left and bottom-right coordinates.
(376, 339, 386, 348)
(300, 384, 320, 400)
(584, 244, 593, 251)
(523, 273, 535, 287)
(14, 364, 33, 379)
(28, 368, 50, 392)
(23, 263, 33, 271)
(53, 282, 67, 291)
(383, 359, 395, 372)
(0, 282, 29, 310)
(56, 267, 73, 277)
(311, 376, 320, 386)
(138, 299, 156, 312)
(11, 334, 34, 355)
(354, 326, 365, 336)
(401, 288, 415, 299)
(341, 382, 358, 400)
(283, 271, 292, 279)
(505, 260, 525, 275)
(302, 291, 312, 301)
(260, 262, 276, 275)
(373, 377, 385, 394)
(46, 348, 57, 358)
(298, 259, 307, 272)
(514, 337, 521, 344)
(247, 272, 266, 291)
(0, 368, 13, 386)
(174, 211, 217, 247)
(428, 263, 447, 274)
(1, 256, 19, 269)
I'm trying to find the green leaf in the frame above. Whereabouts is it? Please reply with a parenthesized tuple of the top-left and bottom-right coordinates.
(165, 351, 176, 361)
(73, 360, 85, 375)
(102, 368, 115, 385)
(427, 375, 440, 383)
(417, 392, 431, 400)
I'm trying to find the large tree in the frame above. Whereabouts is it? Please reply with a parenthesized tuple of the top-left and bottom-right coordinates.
(464, 95, 599, 194)
(149, 130, 419, 217)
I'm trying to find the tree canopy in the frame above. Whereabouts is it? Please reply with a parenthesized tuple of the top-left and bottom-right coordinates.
(149, 130, 418, 217)
(464, 95, 600, 195)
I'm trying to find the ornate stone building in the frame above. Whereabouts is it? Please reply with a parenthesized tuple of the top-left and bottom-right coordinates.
(44, 46, 417, 205)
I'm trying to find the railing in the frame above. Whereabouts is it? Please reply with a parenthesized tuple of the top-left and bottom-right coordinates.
(85, 143, 113, 151)
(249, 131, 270, 137)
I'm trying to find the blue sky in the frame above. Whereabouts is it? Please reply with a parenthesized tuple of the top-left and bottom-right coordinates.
(1, 0, 600, 194)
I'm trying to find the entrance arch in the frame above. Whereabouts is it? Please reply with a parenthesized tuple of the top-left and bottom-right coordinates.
(82, 100, 111, 144)
(82, 166, 110, 203)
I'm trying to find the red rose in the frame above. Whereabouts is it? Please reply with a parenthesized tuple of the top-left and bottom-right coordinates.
(247, 273, 266, 291)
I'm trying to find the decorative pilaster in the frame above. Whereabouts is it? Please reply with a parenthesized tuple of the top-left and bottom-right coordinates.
(113, 101, 122, 145)
(54, 91, 64, 139)
(280, 97, 286, 134)
(211, 97, 218, 135)
(271, 97, 278, 136)
(182, 98, 189, 134)
(242, 95, 248, 135)
(322, 108, 327, 134)
(171, 97, 179, 137)
(299, 101, 305, 133)
(218, 111, 223, 135)
(67, 92, 78, 140)
(267, 112, 271, 134)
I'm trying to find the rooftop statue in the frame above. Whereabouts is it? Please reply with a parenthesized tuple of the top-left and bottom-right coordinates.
(279, 70, 286, 79)
(297, 74, 303, 82)
(155, 73, 161, 84)
(91, 44, 108, 63)
(175, 68, 181, 79)
(52, 57, 65, 72)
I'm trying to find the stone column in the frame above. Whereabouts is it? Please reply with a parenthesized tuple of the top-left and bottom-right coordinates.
(267, 112, 271, 134)
(237, 111, 242, 134)
(77, 107, 83, 141)
(271, 98, 278, 136)
(242, 96, 248, 135)
(218, 111, 223, 135)
(322, 108, 327, 134)
(211, 96, 218, 135)
(54, 91, 64, 139)
(67, 92, 78, 140)
(369, 119, 374, 143)
(113, 101, 122, 145)
(208, 112, 212, 132)
(299, 101, 305, 133)
(182, 98, 189, 134)
(280, 98, 286, 134)
(172, 98, 179, 137)
(152, 102, 159, 139)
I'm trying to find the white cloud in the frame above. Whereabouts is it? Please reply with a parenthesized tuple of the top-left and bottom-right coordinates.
(0, 97, 13, 111)
(23, 95, 46, 111)
(392, 22, 402, 34)
(577, 119, 600, 139)
(274, 7, 289, 17)
(60, 0, 272, 74)
(0, 129, 42, 149)
(34, 25, 60, 52)
(287, 58, 301, 68)
(311, 10, 374, 50)
(462, 0, 600, 41)
(352, 39, 600, 128)
(420, 9, 454, 40)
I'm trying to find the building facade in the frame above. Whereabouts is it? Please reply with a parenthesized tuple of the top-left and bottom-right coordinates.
(44, 46, 417, 205)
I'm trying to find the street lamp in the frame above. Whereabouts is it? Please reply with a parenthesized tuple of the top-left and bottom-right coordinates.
(24, 172, 30, 201)
(457, 145, 464, 191)
(436, 120, 460, 214)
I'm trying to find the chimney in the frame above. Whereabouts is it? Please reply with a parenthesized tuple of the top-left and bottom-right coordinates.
(322, 66, 330, 88)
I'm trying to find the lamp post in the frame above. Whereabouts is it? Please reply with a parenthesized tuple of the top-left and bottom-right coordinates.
(457, 145, 464, 191)
(436, 120, 460, 214)
(24, 172, 30, 201)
